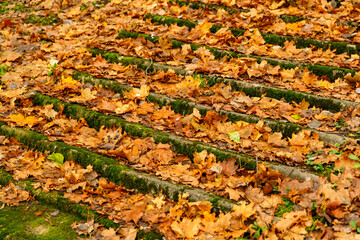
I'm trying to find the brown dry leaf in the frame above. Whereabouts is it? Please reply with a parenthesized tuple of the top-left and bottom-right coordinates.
(289, 131, 308, 146)
(122, 202, 147, 224)
(344, 72, 360, 85)
(0, 51, 22, 62)
(220, 158, 238, 176)
(268, 132, 288, 147)
(193, 150, 215, 169)
(119, 227, 137, 240)
(225, 187, 243, 201)
(0, 88, 26, 98)
(0, 182, 30, 206)
(98, 100, 117, 112)
(100, 228, 120, 240)
(99, 177, 117, 189)
(137, 101, 155, 115)
(70, 88, 97, 102)
(40, 104, 58, 119)
(274, 210, 309, 233)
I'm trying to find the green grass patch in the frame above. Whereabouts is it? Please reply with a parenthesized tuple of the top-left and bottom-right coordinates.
(0, 1, 10, 14)
(25, 14, 61, 25)
(275, 198, 294, 217)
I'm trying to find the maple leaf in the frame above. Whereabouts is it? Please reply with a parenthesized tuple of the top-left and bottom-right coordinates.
(198, 21, 212, 35)
(151, 195, 166, 209)
(8, 113, 43, 128)
(98, 100, 117, 112)
(193, 150, 215, 169)
(220, 158, 238, 176)
(0, 182, 30, 206)
(268, 132, 288, 147)
(171, 218, 201, 238)
(225, 187, 243, 201)
(61, 75, 78, 85)
(122, 203, 147, 224)
(99, 177, 116, 189)
(232, 202, 256, 222)
(0, 88, 26, 98)
(40, 104, 58, 119)
(124, 85, 150, 100)
(289, 131, 308, 146)
(274, 210, 310, 233)
(344, 72, 360, 85)
(119, 227, 137, 240)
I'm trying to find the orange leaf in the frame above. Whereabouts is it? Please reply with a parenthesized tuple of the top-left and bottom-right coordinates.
(171, 218, 201, 238)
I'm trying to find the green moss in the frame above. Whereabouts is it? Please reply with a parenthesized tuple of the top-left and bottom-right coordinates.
(144, 13, 197, 29)
(279, 14, 307, 23)
(0, 202, 81, 240)
(171, 0, 312, 24)
(72, 70, 132, 97)
(136, 231, 163, 240)
(224, 77, 345, 111)
(170, 0, 247, 14)
(25, 14, 61, 25)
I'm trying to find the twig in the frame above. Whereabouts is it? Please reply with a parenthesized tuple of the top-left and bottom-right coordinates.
(145, 59, 153, 83)
(256, 154, 258, 187)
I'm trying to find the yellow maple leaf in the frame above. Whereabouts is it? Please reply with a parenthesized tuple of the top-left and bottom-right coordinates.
(171, 218, 201, 238)
(151, 195, 166, 209)
(317, 80, 334, 90)
(8, 114, 43, 128)
(232, 201, 256, 222)
(286, 21, 306, 32)
(124, 85, 150, 100)
(61, 75, 77, 85)
(199, 21, 213, 35)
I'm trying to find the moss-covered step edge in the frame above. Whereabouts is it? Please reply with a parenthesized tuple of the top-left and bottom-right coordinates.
(0, 121, 236, 211)
(0, 168, 162, 240)
(143, 13, 360, 56)
(170, 0, 307, 23)
(118, 29, 357, 82)
(72, 70, 347, 146)
(28, 91, 319, 182)
(89, 47, 360, 112)
(171, 0, 360, 28)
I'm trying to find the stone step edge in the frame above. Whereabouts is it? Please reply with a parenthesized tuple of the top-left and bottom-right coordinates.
(118, 28, 357, 82)
(72, 70, 347, 145)
(29, 91, 319, 182)
(0, 119, 236, 211)
(144, 13, 360, 56)
(0, 167, 162, 239)
(89, 47, 360, 112)
(171, 0, 359, 32)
